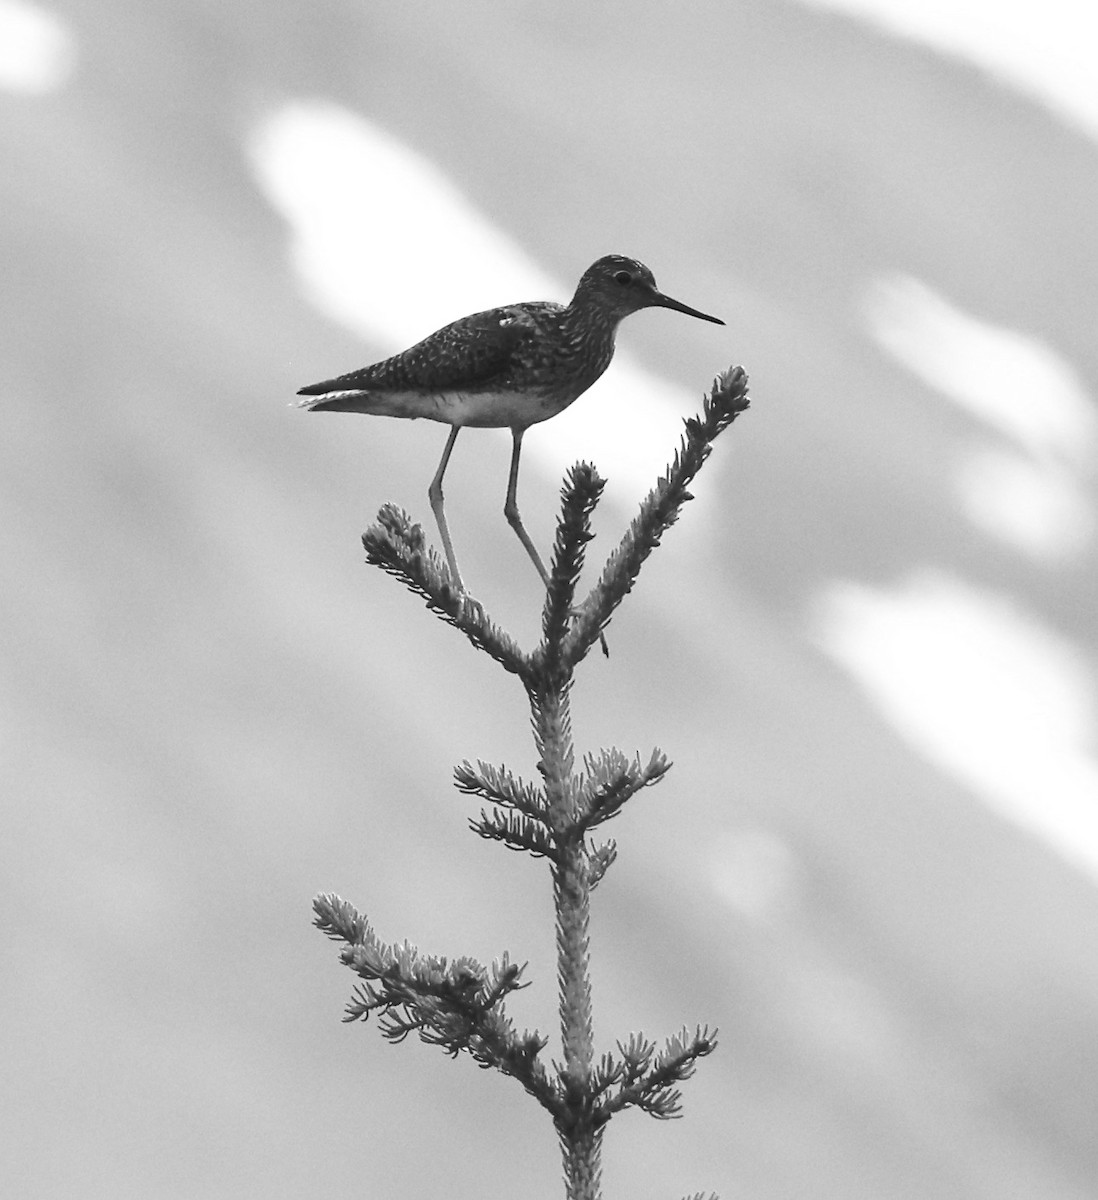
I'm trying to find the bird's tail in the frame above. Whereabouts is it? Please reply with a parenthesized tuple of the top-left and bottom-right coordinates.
(295, 386, 430, 419)
(296, 392, 351, 412)
(295, 387, 385, 414)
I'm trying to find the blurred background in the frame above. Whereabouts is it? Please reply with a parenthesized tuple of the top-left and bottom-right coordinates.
(4, 1, 1097, 1197)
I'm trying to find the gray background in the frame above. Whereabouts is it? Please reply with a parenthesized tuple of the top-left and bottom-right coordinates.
(4, 3, 1097, 1198)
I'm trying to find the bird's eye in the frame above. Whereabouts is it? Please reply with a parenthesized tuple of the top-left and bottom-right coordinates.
(613, 270, 633, 286)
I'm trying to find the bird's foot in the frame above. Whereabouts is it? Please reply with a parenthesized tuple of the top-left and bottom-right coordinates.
(456, 590, 486, 625)
(564, 604, 609, 658)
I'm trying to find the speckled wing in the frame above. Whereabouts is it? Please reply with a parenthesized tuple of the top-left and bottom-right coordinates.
(298, 305, 551, 397)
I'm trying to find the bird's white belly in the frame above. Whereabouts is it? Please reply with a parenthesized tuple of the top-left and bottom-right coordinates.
(306, 385, 581, 429)
(428, 388, 576, 429)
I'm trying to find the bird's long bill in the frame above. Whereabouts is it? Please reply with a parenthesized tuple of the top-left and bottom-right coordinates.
(652, 290, 725, 325)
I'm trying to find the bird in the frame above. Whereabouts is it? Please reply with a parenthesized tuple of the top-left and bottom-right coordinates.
(297, 254, 724, 595)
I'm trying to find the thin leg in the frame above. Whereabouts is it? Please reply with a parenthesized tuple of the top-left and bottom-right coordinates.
(505, 428, 608, 655)
(504, 428, 550, 588)
(428, 425, 464, 591)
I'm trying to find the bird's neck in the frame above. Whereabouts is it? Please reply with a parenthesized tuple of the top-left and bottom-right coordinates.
(562, 295, 625, 339)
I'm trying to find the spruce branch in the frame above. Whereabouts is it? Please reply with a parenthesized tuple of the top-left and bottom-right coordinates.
(362, 504, 531, 679)
(586, 841, 617, 890)
(598, 1026, 719, 1121)
(576, 747, 671, 832)
(453, 759, 549, 820)
(470, 807, 557, 858)
(563, 367, 750, 669)
(313, 893, 563, 1112)
(540, 463, 606, 666)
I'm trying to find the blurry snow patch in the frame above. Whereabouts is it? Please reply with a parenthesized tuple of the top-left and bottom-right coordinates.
(0, 0, 75, 93)
(798, 0, 1098, 143)
(248, 100, 723, 502)
(958, 447, 1091, 560)
(710, 827, 801, 918)
(866, 275, 1095, 559)
(867, 276, 1095, 462)
(814, 571, 1098, 884)
(249, 101, 549, 344)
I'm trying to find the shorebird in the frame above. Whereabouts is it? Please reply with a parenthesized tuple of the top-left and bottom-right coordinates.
(297, 254, 724, 594)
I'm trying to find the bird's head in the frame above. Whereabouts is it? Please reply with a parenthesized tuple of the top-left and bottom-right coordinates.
(571, 255, 724, 325)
